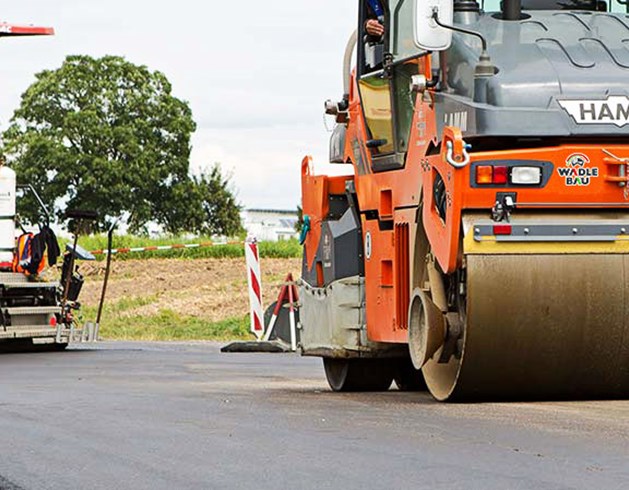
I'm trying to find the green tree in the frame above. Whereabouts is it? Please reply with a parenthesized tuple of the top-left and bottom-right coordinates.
(155, 164, 244, 236)
(1, 55, 241, 235)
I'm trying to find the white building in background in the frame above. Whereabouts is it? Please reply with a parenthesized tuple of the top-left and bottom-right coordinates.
(241, 209, 299, 242)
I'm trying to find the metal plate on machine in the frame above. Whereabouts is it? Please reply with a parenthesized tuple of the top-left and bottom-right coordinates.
(473, 220, 629, 242)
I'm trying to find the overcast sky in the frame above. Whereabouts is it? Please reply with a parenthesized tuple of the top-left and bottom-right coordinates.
(0, 1, 357, 211)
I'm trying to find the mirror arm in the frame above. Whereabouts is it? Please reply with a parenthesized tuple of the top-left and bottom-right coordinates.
(431, 8, 487, 52)
(431, 7, 495, 90)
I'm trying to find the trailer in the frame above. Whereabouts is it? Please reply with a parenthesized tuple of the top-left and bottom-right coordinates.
(0, 23, 91, 351)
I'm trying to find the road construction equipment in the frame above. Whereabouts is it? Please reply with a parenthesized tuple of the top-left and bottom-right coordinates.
(299, 0, 629, 400)
(0, 23, 94, 350)
(0, 190, 96, 350)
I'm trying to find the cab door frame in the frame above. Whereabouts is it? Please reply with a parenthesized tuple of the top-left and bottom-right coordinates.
(356, 0, 428, 173)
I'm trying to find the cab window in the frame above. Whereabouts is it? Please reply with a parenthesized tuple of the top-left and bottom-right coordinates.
(358, 0, 426, 170)
(358, 0, 396, 162)
(358, 74, 396, 156)
(389, 0, 422, 61)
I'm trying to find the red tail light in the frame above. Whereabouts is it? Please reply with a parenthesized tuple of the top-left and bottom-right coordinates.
(493, 166, 508, 185)
(476, 165, 509, 185)
(493, 224, 512, 235)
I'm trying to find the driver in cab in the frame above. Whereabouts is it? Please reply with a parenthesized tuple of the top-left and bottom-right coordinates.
(366, 17, 384, 37)
(365, 0, 385, 38)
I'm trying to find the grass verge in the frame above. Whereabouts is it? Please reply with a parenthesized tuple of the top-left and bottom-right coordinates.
(100, 312, 251, 342)
(82, 302, 252, 341)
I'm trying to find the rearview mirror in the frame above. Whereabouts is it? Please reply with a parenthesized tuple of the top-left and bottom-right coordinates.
(414, 0, 453, 51)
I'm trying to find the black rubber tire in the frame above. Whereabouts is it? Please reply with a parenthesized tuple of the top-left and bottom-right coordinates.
(0, 339, 33, 353)
(0, 340, 68, 353)
(323, 358, 394, 392)
(28, 342, 68, 352)
(393, 357, 427, 391)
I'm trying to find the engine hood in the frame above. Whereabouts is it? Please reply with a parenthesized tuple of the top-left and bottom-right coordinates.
(438, 10, 629, 138)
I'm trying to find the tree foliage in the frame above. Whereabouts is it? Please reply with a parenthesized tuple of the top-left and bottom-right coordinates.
(2, 55, 242, 236)
(156, 164, 243, 236)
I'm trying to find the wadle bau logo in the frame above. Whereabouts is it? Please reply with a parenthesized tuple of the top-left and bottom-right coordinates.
(557, 154, 599, 187)
(558, 96, 629, 127)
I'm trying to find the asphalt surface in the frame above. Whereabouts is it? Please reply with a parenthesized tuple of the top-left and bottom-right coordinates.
(0, 342, 627, 490)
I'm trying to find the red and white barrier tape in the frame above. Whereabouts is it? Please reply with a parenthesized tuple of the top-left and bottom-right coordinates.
(90, 241, 243, 256)
(245, 238, 264, 339)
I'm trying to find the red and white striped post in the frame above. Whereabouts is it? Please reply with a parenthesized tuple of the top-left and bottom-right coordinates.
(287, 276, 297, 352)
(245, 238, 264, 340)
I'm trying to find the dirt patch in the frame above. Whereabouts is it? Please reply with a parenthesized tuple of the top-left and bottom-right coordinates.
(80, 257, 301, 321)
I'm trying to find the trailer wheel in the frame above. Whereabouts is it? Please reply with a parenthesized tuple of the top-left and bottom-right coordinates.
(0, 340, 68, 353)
(323, 358, 393, 392)
(31, 342, 68, 352)
(393, 357, 427, 392)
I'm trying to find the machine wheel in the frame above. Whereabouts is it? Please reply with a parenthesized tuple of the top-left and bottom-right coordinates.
(323, 358, 394, 392)
(393, 357, 427, 391)
(422, 254, 629, 401)
(29, 341, 68, 352)
(0, 340, 68, 353)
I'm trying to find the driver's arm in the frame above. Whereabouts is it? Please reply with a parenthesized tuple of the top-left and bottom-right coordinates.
(365, 18, 384, 37)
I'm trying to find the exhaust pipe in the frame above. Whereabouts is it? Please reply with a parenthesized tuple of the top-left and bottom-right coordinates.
(503, 0, 522, 21)
(343, 30, 358, 100)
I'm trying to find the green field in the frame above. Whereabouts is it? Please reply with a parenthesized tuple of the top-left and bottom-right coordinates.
(72, 235, 301, 260)
(75, 237, 301, 341)
(82, 304, 251, 342)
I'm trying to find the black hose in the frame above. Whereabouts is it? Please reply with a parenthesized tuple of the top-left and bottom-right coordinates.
(431, 8, 488, 51)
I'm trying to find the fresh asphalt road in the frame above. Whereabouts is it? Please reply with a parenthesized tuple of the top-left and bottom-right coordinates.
(0, 342, 627, 490)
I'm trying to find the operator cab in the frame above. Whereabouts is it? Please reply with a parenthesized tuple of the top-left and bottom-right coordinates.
(356, 0, 427, 172)
(361, 0, 386, 71)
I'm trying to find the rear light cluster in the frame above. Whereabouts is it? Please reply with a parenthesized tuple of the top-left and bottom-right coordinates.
(475, 165, 542, 186)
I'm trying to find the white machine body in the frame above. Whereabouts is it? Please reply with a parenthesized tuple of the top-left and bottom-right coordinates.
(0, 167, 16, 267)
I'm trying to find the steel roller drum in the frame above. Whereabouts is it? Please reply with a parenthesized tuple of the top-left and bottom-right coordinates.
(423, 254, 629, 401)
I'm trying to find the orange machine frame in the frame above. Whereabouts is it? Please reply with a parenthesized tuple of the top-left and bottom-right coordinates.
(302, 53, 629, 345)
